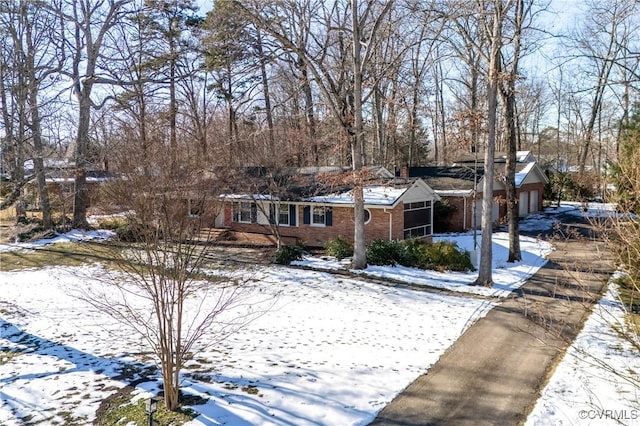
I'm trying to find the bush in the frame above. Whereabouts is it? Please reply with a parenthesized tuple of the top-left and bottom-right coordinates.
(433, 200, 457, 233)
(423, 240, 473, 272)
(365, 238, 474, 271)
(325, 237, 353, 260)
(366, 239, 407, 266)
(401, 238, 430, 267)
(273, 244, 304, 265)
(115, 221, 138, 242)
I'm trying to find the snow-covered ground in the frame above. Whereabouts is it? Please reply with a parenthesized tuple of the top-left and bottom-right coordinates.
(0, 262, 493, 425)
(295, 232, 554, 298)
(526, 277, 640, 425)
(0, 203, 637, 425)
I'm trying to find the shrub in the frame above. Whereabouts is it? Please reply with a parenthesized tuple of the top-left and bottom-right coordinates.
(115, 221, 138, 242)
(401, 238, 431, 267)
(273, 244, 304, 265)
(424, 240, 473, 272)
(325, 237, 353, 260)
(433, 200, 457, 233)
(366, 239, 406, 266)
(365, 238, 473, 271)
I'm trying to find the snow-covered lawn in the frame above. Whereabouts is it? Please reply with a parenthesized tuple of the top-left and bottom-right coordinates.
(0, 264, 494, 425)
(0, 202, 636, 425)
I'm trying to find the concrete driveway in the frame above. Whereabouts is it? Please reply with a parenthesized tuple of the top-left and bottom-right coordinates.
(370, 219, 614, 425)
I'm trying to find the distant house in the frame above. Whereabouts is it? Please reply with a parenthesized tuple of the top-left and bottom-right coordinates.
(214, 167, 440, 247)
(400, 152, 548, 232)
(22, 162, 114, 214)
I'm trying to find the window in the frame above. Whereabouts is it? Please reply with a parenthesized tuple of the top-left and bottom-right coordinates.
(188, 199, 204, 217)
(364, 209, 371, 224)
(403, 200, 432, 239)
(271, 204, 297, 227)
(303, 205, 332, 227)
(234, 202, 254, 223)
(312, 206, 326, 226)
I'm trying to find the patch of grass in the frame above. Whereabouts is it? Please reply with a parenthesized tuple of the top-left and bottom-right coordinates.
(189, 373, 214, 383)
(0, 241, 121, 271)
(611, 275, 640, 344)
(0, 349, 22, 365)
(96, 393, 199, 426)
(56, 410, 87, 426)
(241, 385, 259, 395)
(113, 363, 157, 382)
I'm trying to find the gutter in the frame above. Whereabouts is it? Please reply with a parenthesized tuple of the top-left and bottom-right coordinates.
(384, 208, 393, 240)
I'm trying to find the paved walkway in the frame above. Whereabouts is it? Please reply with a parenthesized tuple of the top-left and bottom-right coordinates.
(370, 228, 614, 425)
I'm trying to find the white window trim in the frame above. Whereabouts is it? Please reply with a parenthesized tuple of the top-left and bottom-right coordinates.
(311, 205, 327, 227)
(237, 202, 252, 224)
(364, 208, 372, 225)
(277, 204, 292, 227)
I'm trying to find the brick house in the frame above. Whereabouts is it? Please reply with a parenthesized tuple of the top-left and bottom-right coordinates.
(401, 157, 548, 232)
(216, 173, 440, 247)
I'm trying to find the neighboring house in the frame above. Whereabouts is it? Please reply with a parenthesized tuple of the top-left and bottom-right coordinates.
(215, 168, 440, 247)
(401, 153, 548, 232)
(25, 168, 113, 213)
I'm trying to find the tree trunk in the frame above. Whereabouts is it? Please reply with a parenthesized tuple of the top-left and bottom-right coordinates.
(503, 0, 524, 263)
(301, 64, 318, 165)
(73, 89, 92, 229)
(169, 35, 178, 174)
(25, 12, 52, 230)
(351, 0, 366, 270)
(256, 29, 275, 153)
(503, 89, 521, 262)
(476, 0, 504, 287)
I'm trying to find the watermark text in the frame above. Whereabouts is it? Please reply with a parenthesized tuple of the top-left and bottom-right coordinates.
(578, 409, 639, 421)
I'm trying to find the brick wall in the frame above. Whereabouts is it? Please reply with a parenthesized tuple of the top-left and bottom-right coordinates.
(224, 203, 406, 247)
(438, 197, 470, 232)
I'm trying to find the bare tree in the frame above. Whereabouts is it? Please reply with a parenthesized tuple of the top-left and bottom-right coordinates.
(0, 2, 28, 218)
(499, 0, 532, 263)
(567, 0, 636, 175)
(82, 136, 272, 412)
(53, 0, 130, 229)
(0, 0, 68, 227)
(475, 0, 511, 286)
(238, 0, 395, 269)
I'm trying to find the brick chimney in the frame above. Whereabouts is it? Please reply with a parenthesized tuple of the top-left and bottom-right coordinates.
(399, 164, 409, 178)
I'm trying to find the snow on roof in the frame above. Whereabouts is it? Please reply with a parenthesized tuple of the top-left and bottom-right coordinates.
(310, 185, 407, 206)
(46, 177, 111, 183)
(516, 151, 535, 162)
(221, 194, 279, 201)
(435, 189, 474, 197)
(515, 162, 535, 187)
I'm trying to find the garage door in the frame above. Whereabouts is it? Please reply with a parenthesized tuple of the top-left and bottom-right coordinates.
(519, 191, 529, 217)
(474, 199, 499, 228)
(530, 190, 539, 213)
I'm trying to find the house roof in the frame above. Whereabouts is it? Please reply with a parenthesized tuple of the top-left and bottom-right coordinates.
(44, 169, 114, 183)
(405, 162, 547, 195)
(405, 166, 482, 192)
(452, 150, 537, 165)
(220, 166, 438, 207)
(217, 166, 401, 202)
(309, 177, 437, 207)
